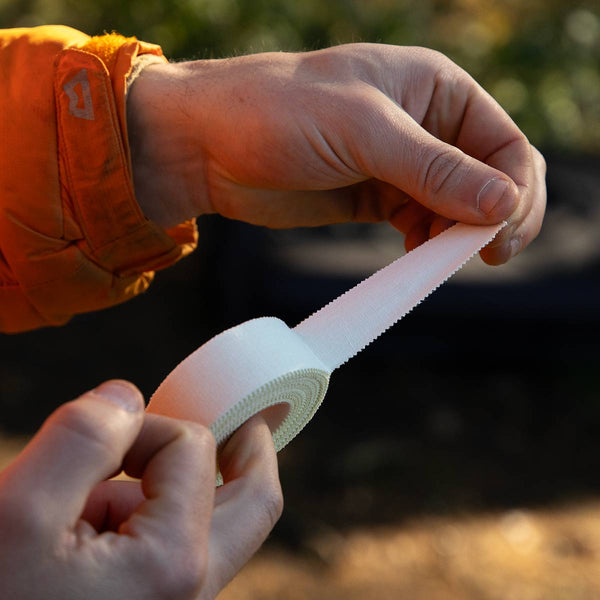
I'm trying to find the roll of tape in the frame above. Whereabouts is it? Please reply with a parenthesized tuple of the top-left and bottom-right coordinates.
(148, 317, 330, 449)
(148, 222, 504, 453)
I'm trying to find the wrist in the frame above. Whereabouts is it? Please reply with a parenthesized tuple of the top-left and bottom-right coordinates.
(126, 61, 213, 228)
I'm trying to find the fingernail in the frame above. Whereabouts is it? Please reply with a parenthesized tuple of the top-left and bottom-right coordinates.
(477, 178, 510, 215)
(93, 381, 143, 413)
(509, 237, 521, 259)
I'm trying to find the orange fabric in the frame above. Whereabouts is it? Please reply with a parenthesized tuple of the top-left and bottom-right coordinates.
(0, 26, 198, 333)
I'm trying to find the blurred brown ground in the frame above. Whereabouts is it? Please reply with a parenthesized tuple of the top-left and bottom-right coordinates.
(221, 502, 600, 600)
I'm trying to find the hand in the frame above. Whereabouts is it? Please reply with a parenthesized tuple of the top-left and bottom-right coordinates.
(0, 381, 282, 600)
(128, 43, 545, 265)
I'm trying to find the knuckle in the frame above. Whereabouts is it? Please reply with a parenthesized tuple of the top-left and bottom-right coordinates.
(413, 47, 453, 72)
(51, 401, 94, 436)
(166, 419, 217, 467)
(180, 421, 216, 453)
(195, 423, 217, 450)
(422, 47, 448, 64)
(420, 147, 465, 199)
(50, 401, 121, 461)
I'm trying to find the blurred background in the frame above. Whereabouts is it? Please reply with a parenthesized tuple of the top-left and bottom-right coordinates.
(1, 1, 599, 598)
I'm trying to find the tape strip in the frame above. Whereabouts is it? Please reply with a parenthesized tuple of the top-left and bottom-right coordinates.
(147, 222, 504, 451)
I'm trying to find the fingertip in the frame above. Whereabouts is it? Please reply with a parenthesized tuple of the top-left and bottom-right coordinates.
(476, 176, 519, 222)
(91, 380, 144, 413)
(480, 237, 516, 266)
(219, 415, 276, 483)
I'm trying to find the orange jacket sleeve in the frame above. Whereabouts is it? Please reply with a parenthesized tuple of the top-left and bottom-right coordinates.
(0, 26, 198, 333)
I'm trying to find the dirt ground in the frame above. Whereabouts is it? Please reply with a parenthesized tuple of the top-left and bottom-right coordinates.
(222, 502, 600, 600)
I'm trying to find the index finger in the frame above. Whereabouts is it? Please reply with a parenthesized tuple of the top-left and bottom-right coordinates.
(120, 414, 217, 551)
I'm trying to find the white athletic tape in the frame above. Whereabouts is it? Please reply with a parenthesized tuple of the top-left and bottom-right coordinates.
(147, 222, 504, 450)
(148, 316, 330, 450)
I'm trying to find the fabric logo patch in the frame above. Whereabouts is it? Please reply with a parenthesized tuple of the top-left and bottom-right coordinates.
(63, 69, 95, 121)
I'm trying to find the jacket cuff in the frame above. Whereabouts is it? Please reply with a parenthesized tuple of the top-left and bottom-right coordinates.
(54, 41, 197, 277)
(0, 28, 197, 332)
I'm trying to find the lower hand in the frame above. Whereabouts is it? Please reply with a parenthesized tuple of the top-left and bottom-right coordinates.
(0, 381, 282, 599)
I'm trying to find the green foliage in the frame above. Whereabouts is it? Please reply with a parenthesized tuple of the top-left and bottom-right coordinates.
(2, 0, 599, 152)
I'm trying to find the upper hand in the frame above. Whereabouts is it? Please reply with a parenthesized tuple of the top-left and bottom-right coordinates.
(0, 381, 282, 600)
(128, 43, 546, 265)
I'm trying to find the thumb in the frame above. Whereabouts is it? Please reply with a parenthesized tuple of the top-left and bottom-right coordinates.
(358, 105, 519, 225)
(1, 380, 144, 530)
